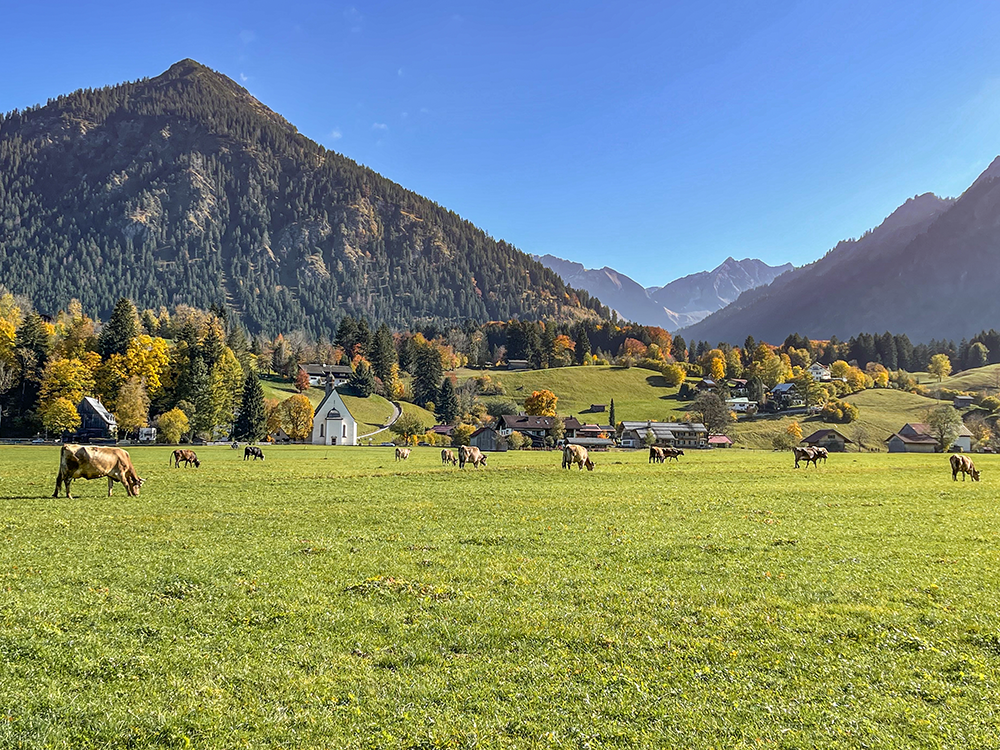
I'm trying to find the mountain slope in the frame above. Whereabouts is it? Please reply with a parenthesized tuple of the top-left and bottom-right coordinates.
(0, 60, 606, 335)
(680, 189, 976, 344)
(534, 254, 791, 329)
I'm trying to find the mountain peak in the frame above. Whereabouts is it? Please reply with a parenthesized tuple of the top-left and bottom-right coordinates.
(969, 155, 1000, 191)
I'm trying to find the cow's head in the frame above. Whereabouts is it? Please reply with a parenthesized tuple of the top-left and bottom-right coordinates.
(126, 472, 144, 497)
(585, 458, 595, 471)
(479, 455, 487, 467)
(973, 467, 981, 482)
(193, 458, 201, 468)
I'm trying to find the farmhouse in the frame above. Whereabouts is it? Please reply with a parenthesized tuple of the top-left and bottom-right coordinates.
(469, 426, 506, 452)
(708, 435, 733, 448)
(310, 377, 358, 446)
(504, 359, 530, 371)
(299, 363, 353, 388)
(953, 395, 975, 409)
(562, 416, 584, 438)
(76, 396, 118, 441)
(885, 422, 974, 453)
(769, 383, 803, 409)
(801, 428, 852, 452)
(498, 414, 556, 447)
(725, 397, 757, 414)
(619, 421, 708, 449)
(726, 379, 749, 397)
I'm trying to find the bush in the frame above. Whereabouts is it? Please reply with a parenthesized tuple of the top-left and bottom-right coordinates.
(662, 363, 686, 387)
(772, 432, 797, 451)
(820, 398, 859, 424)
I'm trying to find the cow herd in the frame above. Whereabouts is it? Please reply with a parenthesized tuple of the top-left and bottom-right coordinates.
(49, 435, 984, 499)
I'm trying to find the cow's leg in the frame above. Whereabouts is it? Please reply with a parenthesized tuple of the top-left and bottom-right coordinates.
(53, 473, 62, 498)
(65, 478, 73, 499)
(108, 477, 115, 496)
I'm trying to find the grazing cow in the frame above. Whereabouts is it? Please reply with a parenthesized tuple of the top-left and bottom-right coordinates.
(812, 447, 828, 464)
(395, 447, 411, 462)
(951, 454, 981, 482)
(54, 444, 144, 498)
(231, 441, 240, 450)
(441, 449, 457, 466)
(793, 446, 819, 469)
(562, 444, 595, 471)
(459, 445, 487, 469)
(662, 447, 684, 462)
(648, 446, 665, 464)
(170, 449, 200, 468)
(244, 446, 265, 461)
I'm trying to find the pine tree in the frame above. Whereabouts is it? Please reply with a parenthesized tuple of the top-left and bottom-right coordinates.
(413, 345, 443, 406)
(370, 324, 397, 383)
(349, 360, 376, 397)
(189, 357, 215, 436)
(609, 399, 616, 432)
(99, 298, 139, 357)
(437, 377, 460, 424)
(232, 370, 266, 442)
(575, 327, 591, 365)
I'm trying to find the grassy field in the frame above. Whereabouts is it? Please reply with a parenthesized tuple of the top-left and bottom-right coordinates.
(3, 446, 1000, 748)
(455, 365, 686, 423)
(938, 364, 1000, 393)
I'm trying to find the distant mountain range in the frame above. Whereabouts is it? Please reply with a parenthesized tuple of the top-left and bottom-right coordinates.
(680, 158, 1000, 344)
(533, 254, 792, 329)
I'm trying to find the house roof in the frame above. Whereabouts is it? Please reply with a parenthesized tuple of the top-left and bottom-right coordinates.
(430, 425, 455, 435)
(312, 387, 355, 421)
(886, 432, 939, 445)
(80, 397, 116, 425)
(501, 415, 556, 430)
(900, 422, 972, 439)
(771, 383, 798, 394)
(696, 378, 717, 388)
(708, 435, 733, 445)
(566, 437, 615, 447)
(470, 426, 498, 438)
(563, 417, 584, 431)
(802, 428, 853, 444)
(300, 363, 353, 377)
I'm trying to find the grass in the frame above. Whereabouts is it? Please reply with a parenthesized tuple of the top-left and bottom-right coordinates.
(3, 446, 1000, 747)
(938, 364, 1000, 393)
(454, 365, 687, 422)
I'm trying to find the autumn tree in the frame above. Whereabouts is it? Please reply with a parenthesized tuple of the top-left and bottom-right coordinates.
(157, 408, 190, 444)
(690, 392, 733, 435)
(38, 357, 96, 413)
(40, 397, 81, 436)
(283, 394, 314, 441)
(294, 368, 311, 392)
(115, 376, 150, 438)
(451, 423, 475, 446)
(662, 363, 686, 387)
(926, 404, 963, 451)
(928, 354, 952, 383)
(524, 389, 558, 416)
(786, 421, 803, 442)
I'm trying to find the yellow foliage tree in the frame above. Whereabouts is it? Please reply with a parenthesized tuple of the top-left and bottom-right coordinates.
(122, 335, 171, 397)
(265, 398, 284, 436)
(928, 354, 952, 383)
(40, 397, 81, 436)
(156, 408, 190, 444)
(661, 363, 687, 387)
(38, 357, 96, 411)
(283, 394, 314, 441)
(210, 347, 245, 429)
(451, 423, 475, 446)
(115, 376, 150, 437)
(786, 421, 803, 441)
(524, 389, 558, 416)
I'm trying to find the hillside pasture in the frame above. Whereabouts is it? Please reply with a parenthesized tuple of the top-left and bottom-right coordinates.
(456, 365, 686, 422)
(1, 446, 999, 748)
(937, 363, 1000, 393)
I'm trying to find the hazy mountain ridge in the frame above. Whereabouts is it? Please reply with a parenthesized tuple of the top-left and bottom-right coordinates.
(0, 59, 607, 336)
(533, 254, 792, 329)
(678, 184, 996, 344)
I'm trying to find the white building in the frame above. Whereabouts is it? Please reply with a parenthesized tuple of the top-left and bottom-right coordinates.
(808, 363, 832, 382)
(311, 378, 358, 446)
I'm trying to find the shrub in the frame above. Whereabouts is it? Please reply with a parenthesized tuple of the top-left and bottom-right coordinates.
(820, 398, 859, 424)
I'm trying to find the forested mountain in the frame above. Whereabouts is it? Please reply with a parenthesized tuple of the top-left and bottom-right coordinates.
(679, 184, 988, 344)
(534, 254, 790, 329)
(0, 59, 606, 336)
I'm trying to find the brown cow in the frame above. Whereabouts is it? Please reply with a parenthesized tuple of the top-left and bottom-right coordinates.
(441, 449, 457, 466)
(170, 449, 200, 468)
(661, 447, 684, 462)
(562, 444, 595, 471)
(951, 454, 981, 482)
(459, 445, 487, 469)
(812, 447, 828, 464)
(54, 444, 144, 498)
(793, 446, 819, 469)
(648, 446, 665, 464)
(395, 447, 411, 461)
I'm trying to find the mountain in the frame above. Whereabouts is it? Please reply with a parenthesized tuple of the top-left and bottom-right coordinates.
(533, 254, 792, 329)
(0, 60, 606, 336)
(678, 185, 988, 344)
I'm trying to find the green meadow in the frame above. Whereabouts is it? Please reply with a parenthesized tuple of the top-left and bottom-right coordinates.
(1, 446, 999, 748)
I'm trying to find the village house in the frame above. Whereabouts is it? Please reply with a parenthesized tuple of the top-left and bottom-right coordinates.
(562, 416, 584, 438)
(801, 428, 852, 452)
(768, 383, 803, 410)
(725, 379, 749, 398)
(498, 414, 557, 447)
(725, 397, 757, 414)
(504, 359, 530, 371)
(694, 378, 718, 392)
(429, 425, 455, 439)
(708, 435, 733, 448)
(310, 377, 358, 446)
(886, 422, 974, 453)
(808, 363, 832, 382)
(469, 426, 506, 452)
(76, 396, 117, 442)
(619, 421, 708, 449)
(953, 395, 975, 410)
(299, 363, 353, 388)
(589, 404, 607, 413)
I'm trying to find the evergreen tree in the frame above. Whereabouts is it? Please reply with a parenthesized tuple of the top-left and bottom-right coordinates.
(201, 325, 225, 369)
(412, 345, 443, 406)
(348, 360, 376, 397)
(189, 357, 215, 436)
(99, 298, 139, 357)
(609, 398, 616, 432)
(232, 370, 267, 442)
(671, 335, 687, 363)
(437, 377, 460, 424)
(370, 324, 397, 383)
(575, 327, 591, 365)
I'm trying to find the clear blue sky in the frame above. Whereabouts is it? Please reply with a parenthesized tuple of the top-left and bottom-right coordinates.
(4, 1, 1000, 285)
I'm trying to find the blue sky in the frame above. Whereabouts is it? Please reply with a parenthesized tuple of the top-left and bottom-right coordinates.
(4, 1, 1000, 285)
